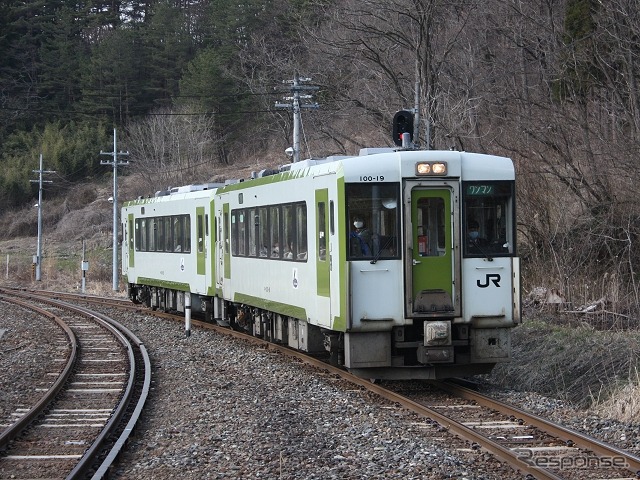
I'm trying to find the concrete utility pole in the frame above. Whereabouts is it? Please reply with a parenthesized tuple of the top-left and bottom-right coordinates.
(275, 73, 319, 163)
(30, 154, 55, 282)
(414, 79, 422, 149)
(100, 128, 129, 291)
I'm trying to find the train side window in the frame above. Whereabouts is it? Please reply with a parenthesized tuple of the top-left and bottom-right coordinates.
(237, 211, 247, 256)
(140, 218, 148, 252)
(171, 217, 182, 252)
(197, 214, 204, 253)
(258, 207, 268, 257)
(172, 216, 182, 252)
(283, 205, 295, 260)
(149, 218, 157, 252)
(224, 212, 230, 255)
(157, 217, 165, 251)
(248, 208, 257, 257)
(296, 203, 307, 261)
(129, 218, 134, 251)
(329, 200, 335, 235)
(164, 217, 172, 252)
(231, 211, 238, 255)
(135, 219, 141, 251)
(270, 206, 281, 258)
(184, 216, 191, 253)
(318, 202, 326, 261)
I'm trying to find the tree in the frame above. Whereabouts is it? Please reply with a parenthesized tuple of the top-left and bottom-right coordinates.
(125, 107, 223, 193)
(140, 1, 198, 107)
(80, 28, 147, 124)
(37, 5, 89, 116)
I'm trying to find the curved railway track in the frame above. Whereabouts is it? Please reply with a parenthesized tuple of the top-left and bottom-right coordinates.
(14, 288, 640, 480)
(0, 289, 151, 479)
(394, 381, 640, 480)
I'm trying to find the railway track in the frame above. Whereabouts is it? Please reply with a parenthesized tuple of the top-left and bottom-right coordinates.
(0, 289, 151, 479)
(13, 288, 640, 480)
(392, 380, 640, 480)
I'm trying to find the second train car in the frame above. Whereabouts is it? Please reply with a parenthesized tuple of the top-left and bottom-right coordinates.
(121, 148, 520, 379)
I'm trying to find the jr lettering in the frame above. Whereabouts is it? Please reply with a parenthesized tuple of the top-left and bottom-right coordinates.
(477, 274, 501, 288)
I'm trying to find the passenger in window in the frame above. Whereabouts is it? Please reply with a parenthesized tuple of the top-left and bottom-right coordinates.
(467, 220, 489, 251)
(350, 217, 372, 256)
(283, 242, 293, 259)
(271, 242, 280, 258)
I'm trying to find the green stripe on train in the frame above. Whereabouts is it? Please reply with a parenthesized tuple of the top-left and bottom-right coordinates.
(233, 292, 307, 320)
(136, 277, 191, 292)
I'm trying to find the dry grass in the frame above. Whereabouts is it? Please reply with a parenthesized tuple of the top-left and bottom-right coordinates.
(592, 369, 640, 422)
(489, 313, 640, 415)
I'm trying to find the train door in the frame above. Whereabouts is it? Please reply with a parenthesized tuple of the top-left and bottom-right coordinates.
(209, 201, 216, 293)
(196, 206, 206, 277)
(127, 215, 134, 269)
(315, 189, 331, 327)
(215, 201, 230, 298)
(126, 213, 135, 270)
(405, 183, 460, 317)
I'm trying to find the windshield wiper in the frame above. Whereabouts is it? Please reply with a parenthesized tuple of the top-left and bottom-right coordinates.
(470, 240, 493, 261)
(370, 236, 395, 264)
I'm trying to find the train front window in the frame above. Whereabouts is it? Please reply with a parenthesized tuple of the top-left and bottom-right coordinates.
(346, 183, 400, 260)
(463, 181, 515, 257)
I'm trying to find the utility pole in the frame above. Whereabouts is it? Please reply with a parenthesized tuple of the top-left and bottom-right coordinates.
(100, 128, 129, 291)
(275, 73, 319, 163)
(30, 154, 55, 282)
(414, 79, 422, 149)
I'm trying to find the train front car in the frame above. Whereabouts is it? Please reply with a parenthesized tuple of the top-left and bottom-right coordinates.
(342, 149, 519, 379)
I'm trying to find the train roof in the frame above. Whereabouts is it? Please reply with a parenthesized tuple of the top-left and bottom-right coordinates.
(275, 148, 514, 183)
(124, 148, 514, 205)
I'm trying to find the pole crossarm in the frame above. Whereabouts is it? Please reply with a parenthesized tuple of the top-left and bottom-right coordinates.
(274, 73, 320, 163)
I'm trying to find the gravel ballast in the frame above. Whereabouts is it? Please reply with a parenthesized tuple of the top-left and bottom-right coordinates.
(3, 301, 639, 479)
(109, 312, 515, 479)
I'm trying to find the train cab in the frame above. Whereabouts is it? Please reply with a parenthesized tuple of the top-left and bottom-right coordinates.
(340, 150, 519, 379)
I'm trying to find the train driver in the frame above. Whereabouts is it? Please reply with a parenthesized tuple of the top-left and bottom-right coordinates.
(350, 217, 372, 256)
(467, 220, 488, 250)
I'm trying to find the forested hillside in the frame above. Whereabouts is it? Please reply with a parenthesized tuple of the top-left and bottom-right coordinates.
(1, 0, 640, 316)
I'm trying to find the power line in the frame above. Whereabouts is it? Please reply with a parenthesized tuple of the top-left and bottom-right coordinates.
(0, 105, 285, 116)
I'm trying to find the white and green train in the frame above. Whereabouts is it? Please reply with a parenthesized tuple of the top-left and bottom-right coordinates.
(121, 148, 520, 379)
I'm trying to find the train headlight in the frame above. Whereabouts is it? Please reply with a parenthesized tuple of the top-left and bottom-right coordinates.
(416, 162, 447, 176)
(432, 162, 447, 174)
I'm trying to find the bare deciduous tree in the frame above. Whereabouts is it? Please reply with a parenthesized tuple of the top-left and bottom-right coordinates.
(125, 107, 224, 194)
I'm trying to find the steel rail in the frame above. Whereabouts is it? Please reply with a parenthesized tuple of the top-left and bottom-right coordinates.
(31, 298, 150, 480)
(0, 295, 78, 450)
(435, 380, 640, 477)
(64, 301, 153, 480)
(1, 289, 151, 480)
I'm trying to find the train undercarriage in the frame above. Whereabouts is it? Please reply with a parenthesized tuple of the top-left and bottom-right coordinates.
(127, 283, 502, 380)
